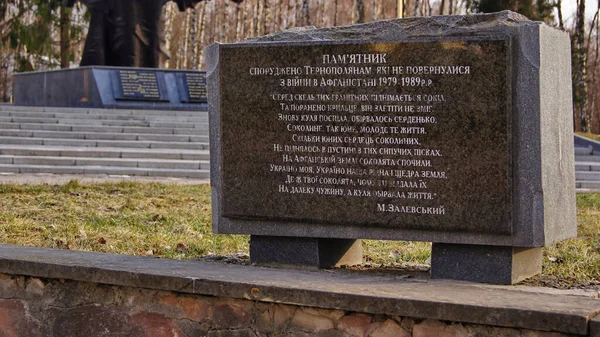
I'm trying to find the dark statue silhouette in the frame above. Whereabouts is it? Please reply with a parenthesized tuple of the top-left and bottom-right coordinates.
(64, 0, 242, 68)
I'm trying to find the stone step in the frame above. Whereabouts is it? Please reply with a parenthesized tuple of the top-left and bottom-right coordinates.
(576, 180, 600, 189)
(0, 105, 208, 117)
(0, 129, 208, 143)
(0, 123, 207, 135)
(575, 171, 600, 181)
(575, 154, 600, 163)
(0, 116, 209, 129)
(0, 164, 209, 179)
(0, 111, 208, 123)
(575, 146, 593, 155)
(0, 145, 209, 160)
(575, 162, 600, 172)
(0, 155, 209, 170)
(0, 136, 208, 150)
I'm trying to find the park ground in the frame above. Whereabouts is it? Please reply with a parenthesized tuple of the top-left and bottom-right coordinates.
(0, 180, 598, 289)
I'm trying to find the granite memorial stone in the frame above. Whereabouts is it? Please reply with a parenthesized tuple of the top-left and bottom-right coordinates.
(207, 11, 576, 284)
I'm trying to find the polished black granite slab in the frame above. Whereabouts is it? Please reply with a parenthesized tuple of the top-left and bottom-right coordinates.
(218, 39, 511, 235)
(13, 66, 207, 111)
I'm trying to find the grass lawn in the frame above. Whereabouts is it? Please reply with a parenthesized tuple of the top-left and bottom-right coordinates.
(0, 181, 598, 286)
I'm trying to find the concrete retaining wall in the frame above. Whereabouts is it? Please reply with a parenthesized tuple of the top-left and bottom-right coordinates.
(0, 245, 598, 337)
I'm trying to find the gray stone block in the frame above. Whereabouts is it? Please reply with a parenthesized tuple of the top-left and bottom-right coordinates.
(120, 150, 183, 160)
(576, 155, 600, 162)
(136, 134, 191, 142)
(79, 132, 138, 141)
(100, 120, 150, 127)
(31, 131, 87, 140)
(209, 11, 576, 247)
(83, 166, 150, 176)
(575, 164, 592, 171)
(13, 157, 77, 166)
(578, 181, 600, 189)
(0, 123, 20, 129)
(71, 125, 123, 133)
(154, 169, 209, 179)
(60, 148, 123, 158)
(0, 137, 43, 145)
(0, 130, 35, 138)
(94, 140, 151, 149)
(19, 165, 83, 175)
(431, 243, 542, 285)
(121, 126, 175, 135)
(42, 139, 98, 147)
(172, 128, 208, 135)
(11, 117, 58, 124)
(74, 158, 140, 168)
(21, 124, 74, 132)
(0, 156, 15, 164)
(148, 122, 194, 129)
(591, 315, 600, 337)
(150, 142, 208, 150)
(250, 236, 362, 268)
(180, 151, 210, 161)
(209, 11, 576, 282)
(0, 146, 62, 157)
(0, 164, 20, 173)
(576, 172, 600, 181)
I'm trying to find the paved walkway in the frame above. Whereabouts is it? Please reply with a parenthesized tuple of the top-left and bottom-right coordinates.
(0, 173, 209, 185)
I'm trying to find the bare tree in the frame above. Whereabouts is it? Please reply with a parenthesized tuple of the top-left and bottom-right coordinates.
(235, 1, 243, 40)
(302, 0, 311, 26)
(333, 0, 339, 25)
(573, 0, 588, 131)
(354, 0, 365, 23)
(190, 9, 198, 68)
(555, 0, 564, 30)
(197, 3, 207, 67)
(413, 0, 420, 16)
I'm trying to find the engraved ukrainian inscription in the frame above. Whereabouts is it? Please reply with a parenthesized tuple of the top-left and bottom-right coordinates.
(117, 70, 162, 101)
(220, 41, 511, 234)
(185, 72, 208, 103)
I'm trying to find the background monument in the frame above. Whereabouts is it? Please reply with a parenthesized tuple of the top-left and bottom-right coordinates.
(64, 0, 242, 68)
(208, 11, 577, 285)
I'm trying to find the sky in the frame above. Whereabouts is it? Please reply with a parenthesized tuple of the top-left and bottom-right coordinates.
(561, 0, 598, 27)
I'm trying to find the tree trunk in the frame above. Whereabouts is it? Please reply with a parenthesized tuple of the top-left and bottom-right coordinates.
(354, 0, 365, 23)
(59, 6, 71, 68)
(199, 3, 208, 67)
(190, 9, 198, 69)
(315, 0, 322, 27)
(257, 0, 265, 36)
(235, 1, 243, 40)
(555, 0, 564, 30)
(333, 0, 339, 25)
(398, 0, 404, 17)
(302, 0, 310, 26)
(573, 0, 587, 131)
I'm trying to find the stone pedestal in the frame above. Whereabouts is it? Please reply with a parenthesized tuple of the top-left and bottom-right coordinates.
(250, 236, 363, 268)
(431, 243, 543, 284)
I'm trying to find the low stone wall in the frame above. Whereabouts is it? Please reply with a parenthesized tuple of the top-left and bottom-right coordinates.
(0, 245, 598, 337)
(0, 274, 581, 337)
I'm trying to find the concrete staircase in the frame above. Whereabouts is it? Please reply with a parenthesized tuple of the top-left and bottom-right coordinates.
(575, 135, 600, 189)
(0, 105, 210, 179)
(0, 105, 595, 187)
